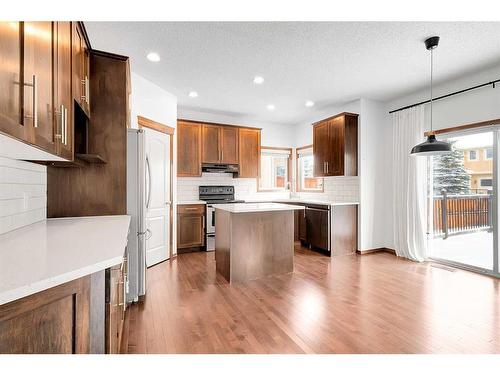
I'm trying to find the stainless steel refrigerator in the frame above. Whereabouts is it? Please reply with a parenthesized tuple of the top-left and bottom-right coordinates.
(126, 129, 147, 302)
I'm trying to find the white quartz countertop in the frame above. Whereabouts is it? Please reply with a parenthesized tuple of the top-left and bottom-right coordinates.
(177, 200, 206, 205)
(244, 198, 359, 206)
(0, 215, 131, 305)
(213, 202, 305, 213)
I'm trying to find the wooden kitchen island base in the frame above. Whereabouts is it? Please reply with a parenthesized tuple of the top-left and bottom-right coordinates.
(214, 203, 304, 283)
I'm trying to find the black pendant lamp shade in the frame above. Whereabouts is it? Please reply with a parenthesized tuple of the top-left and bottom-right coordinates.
(410, 132, 452, 155)
(410, 36, 452, 156)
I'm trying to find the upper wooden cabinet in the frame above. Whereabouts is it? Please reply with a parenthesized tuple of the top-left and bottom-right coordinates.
(23, 21, 56, 154)
(177, 120, 260, 177)
(72, 22, 90, 116)
(54, 21, 73, 160)
(313, 112, 358, 177)
(0, 21, 91, 161)
(201, 124, 239, 164)
(0, 22, 26, 141)
(177, 120, 202, 177)
(238, 127, 260, 178)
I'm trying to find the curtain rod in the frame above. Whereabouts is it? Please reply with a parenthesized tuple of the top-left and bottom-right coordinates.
(389, 78, 500, 114)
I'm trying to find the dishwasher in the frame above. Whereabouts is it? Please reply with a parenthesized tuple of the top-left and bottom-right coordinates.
(305, 203, 331, 254)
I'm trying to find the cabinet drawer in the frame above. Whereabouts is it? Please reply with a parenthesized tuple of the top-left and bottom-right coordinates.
(178, 204, 205, 214)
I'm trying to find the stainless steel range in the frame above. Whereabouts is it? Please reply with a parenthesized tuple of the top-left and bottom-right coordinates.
(199, 186, 244, 251)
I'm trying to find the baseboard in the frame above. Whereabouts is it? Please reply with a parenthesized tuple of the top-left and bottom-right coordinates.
(356, 247, 396, 255)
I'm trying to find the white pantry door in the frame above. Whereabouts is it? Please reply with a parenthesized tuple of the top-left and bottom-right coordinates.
(145, 128, 171, 267)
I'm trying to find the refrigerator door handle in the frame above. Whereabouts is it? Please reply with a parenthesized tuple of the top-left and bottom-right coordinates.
(145, 154, 152, 209)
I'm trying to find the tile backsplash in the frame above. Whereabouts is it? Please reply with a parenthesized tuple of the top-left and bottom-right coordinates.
(0, 157, 46, 234)
(177, 173, 359, 203)
(298, 176, 359, 202)
(177, 173, 291, 201)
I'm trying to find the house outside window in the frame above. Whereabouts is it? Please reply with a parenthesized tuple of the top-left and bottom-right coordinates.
(258, 147, 291, 191)
(296, 146, 323, 192)
(469, 150, 477, 160)
(485, 148, 493, 160)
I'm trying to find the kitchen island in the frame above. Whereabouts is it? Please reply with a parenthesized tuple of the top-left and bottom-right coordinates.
(213, 203, 304, 283)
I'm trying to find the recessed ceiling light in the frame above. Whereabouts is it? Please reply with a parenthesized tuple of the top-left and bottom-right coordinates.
(305, 100, 315, 107)
(146, 52, 160, 62)
(253, 76, 264, 84)
(267, 104, 275, 111)
(188, 91, 198, 98)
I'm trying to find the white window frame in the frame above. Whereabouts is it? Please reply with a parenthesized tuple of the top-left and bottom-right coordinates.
(469, 149, 478, 160)
(258, 147, 291, 192)
(296, 146, 324, 192)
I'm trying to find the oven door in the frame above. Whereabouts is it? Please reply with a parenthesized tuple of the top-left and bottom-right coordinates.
(207, 206, 216, 234)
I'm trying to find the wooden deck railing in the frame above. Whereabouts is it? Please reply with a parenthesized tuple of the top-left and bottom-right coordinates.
(433, 191, 493, 238)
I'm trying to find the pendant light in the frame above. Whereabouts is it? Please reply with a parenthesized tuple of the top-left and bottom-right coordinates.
(410, 36, 452, 156)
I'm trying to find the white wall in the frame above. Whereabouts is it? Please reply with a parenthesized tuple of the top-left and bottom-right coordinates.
(130, 72, 179, 253)
(358, 99, 391, 250)
(0, 157, 46, 234)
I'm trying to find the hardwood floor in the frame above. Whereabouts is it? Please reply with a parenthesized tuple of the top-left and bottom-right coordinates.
(121, 245, 500, 354)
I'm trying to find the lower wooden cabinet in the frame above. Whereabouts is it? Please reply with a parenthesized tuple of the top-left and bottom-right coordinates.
(106, 254, 127, 354)
(0, 254, 128, 354)
(177, 204, 205, 251)
(0, 276, 91, 354)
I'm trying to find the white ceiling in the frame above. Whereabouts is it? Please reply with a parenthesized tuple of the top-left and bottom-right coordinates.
(85, 22, 500, 125)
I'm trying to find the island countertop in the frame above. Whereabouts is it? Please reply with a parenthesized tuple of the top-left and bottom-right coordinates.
(212, 202, 305, 213)
(0, 215, 131, 305)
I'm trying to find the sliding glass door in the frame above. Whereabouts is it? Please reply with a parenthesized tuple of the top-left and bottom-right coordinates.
(428, 128, 499, 276)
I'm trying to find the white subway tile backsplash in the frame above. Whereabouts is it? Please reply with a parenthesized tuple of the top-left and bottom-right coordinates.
(177, 173, 359, 203)
(0, 157, 47, 235)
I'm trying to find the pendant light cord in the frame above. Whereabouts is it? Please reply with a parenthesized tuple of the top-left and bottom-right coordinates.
(430, 47, 433, 132)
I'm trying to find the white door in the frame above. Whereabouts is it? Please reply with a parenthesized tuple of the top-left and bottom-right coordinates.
(145, 128, 171, 267)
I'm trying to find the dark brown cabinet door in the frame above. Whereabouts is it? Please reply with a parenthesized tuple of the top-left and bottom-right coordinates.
(177, 121, 201, 177)
(313, 121, 329, 177)
(55, 21, 73, 160)
(202, 124, 220, 163)
(306, 207, 329, 251)
(72, 23, 90, 116)
(299, 208, 307, 243)
(23, 21, 55, 153)
(177, 208, 205, 249)
(0, 22, 25, 140)
(0, 276, 90, 354)
(106, 265, 120, 354)
(328, 116, 345, 176)
(238, 128, 260, 177)
(220, 126, 238, 164)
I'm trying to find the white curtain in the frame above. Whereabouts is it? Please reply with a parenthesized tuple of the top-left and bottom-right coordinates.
(392, 106, 428, 262)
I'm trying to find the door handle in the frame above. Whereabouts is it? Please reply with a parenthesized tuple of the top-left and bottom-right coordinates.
(145, 155, 152, 208)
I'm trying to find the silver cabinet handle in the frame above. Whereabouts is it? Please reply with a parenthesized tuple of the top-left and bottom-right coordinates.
(81, 79, 86, 102)
(145, 155, 152, 209)
(221, 149, 223, 161)
(61, 105, 65, 145)
(85, 76, 90, 104)
(326, 162, 329, 174)
(24, 75, 38, 128)
(184, 207, 198, 211)
(55, 104, 64, 141)
(64, 106, 68, 145)
(81, 76, 89, 104)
